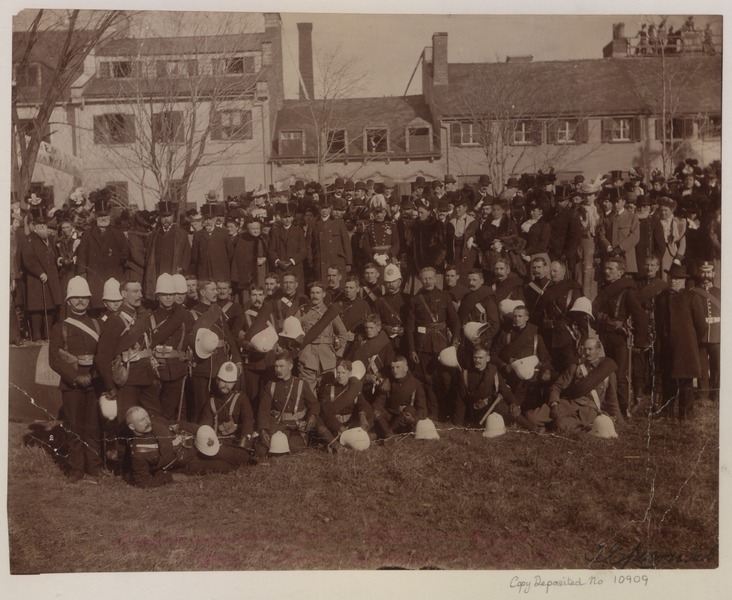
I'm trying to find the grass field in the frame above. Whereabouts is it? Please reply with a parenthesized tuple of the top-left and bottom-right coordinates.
(7, 401, 719, 573)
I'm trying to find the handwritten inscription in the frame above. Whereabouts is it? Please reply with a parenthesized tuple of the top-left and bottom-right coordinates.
(509, 574, 649, 594)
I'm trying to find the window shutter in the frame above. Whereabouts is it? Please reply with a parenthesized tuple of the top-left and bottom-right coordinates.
(242, 110, 253, 139)
(450, 122, 461, 146)
(577, 120, 589, 143)
(93, 116, 105, 143)
(683, 117, 695, 138)
(546, 121, 558, 145)
(187, 60, 198, 76)
(152, 113, 161, 143)
(124, 115, 135, 143)
(210, 111, 221, 140)
(99, 61, 110, 78)
(632, 117, 642, 142)
(156, 61, 167, 78)
(531, 121, 543, 145)
(654, 118, 663, 141)
(601, 118, 613, 142)
(172, 112, 184, 142)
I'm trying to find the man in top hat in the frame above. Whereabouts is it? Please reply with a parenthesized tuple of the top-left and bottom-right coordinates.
(48, 276, 103, 481)
(655, 263, 707, 419)
(311, 196, 352, 281)
(411, 176, 427, 203)
(430, 179, 446, 208)
(290, 180, 306, 210)
(472, 175, 493, 213)
(381, 179, 397, 208)
(411, 198, 447, 291)
(76, 188, 130, 312)
(20, 206, 63, 339)
(444, 173, 458, 193)
(691, 261, 720, 403)
(267, 203, 307, 293)
(189, 202, 234, 284)
(598, 191, 641, 274)
(634, 194, 665, 272)
(143, 200, 191, 301)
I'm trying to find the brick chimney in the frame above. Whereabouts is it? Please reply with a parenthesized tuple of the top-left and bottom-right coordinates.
(297, 22, 314, 100)
(603, 22, 629, 58)
(432, 32, 448, 86)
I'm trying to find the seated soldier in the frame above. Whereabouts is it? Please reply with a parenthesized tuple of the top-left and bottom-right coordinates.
(126, 406, 250, 488)
(526, 338, 621, 433)
(491, 305, 553, 409)
(315, 359, 373, 451)
(349, 314, 395, 400)
(200, 361, 255, 449)
(372, 356, 428, 439)
(255, 350, 319, 457)
(457, 343, 536, 430)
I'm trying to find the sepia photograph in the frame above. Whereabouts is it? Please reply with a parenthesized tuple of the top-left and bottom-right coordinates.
(3, 0, 727, 597)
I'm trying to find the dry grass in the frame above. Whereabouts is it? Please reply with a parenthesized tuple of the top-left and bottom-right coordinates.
(7, 401, 718, 572)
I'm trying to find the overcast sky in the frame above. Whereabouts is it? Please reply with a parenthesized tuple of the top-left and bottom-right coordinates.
(278, 13, 722, 98)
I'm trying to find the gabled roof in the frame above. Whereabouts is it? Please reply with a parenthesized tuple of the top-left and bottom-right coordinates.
(272, 95, 439, 159)
(431, 55, 722, 119)
(13, 30, 97, 103)
(97, 33, 270, 57)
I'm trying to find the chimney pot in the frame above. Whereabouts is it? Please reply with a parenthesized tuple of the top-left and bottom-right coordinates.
(297, 22, 314, 100)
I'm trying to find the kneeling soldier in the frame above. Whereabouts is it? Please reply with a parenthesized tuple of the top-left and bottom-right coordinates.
(372, 356, 427, 439)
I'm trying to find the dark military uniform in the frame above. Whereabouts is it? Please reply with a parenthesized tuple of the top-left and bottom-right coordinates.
(456, 363, 519, 428)
(49, 312, 103, 478)
(315, 374, 372, 442)
(150, 303, 194, 420)
(232, 303, 276, 415)
(361, 220, 400, 271)
(593, 277, 648, 416)
(372, 371, 427, 438)
(95, 303, 160, 423)
(406, 286, 460, 421)
(200, 389, 255, 445)
(257, 375, 319, 453)
(532, 279, 583, 374)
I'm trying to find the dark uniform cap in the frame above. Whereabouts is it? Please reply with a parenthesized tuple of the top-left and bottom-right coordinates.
(665, 263, 692, 279)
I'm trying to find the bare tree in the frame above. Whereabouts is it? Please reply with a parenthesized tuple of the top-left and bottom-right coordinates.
(92, 13, 262, 207)
(436, 68, 601, 194)
(287, 45, 374, 183)
(12, 9, 126, 202)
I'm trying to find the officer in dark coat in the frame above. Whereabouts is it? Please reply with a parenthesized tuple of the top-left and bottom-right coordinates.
(189, 203, 234, 283)
(312, 197, 352, 280)
(267, 203, 307, 293)
(406, 266, 460, 421)
(48, 276, 103, 481)
(76, 191, 130, 311)
(143, 200, 191, 301)
(655, 264, 707, 419)
(376, 264, 410, 353)
(593, 257, 648, 418)
(20, 207, 63, 339)
(149, 274, 194, 421)
(411, 198, 447, 289)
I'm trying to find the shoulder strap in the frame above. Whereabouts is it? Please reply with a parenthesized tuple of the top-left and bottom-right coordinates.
(419, 293, 439, 323)
(62, 322, 69, 352)
(229, 392, 240, 419)
(150, 314, 157, 331)
(292, 380, 304, 415)
(222, 301, 233, 314)
(533, 335, 538, 355)
(64, 317, 100, 342)
(577, 363, 602, 411)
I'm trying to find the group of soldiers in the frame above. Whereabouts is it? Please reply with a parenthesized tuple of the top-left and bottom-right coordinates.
(14, 161, 721, 486)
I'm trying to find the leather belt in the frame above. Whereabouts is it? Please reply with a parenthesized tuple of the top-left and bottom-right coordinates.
(76, 354, 94, 367)
(121, 348, 152, 362)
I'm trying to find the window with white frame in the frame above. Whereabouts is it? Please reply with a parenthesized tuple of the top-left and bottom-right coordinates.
(156, 59, 198, 78)
(611, 118, 632, 141)
(99, 60, 138, 79)
(449, 122, 478, 146)
(512, 121, 534, 145)
(212, 109, 253, 141)
(214, 56, 256, 75)
(556, 119, 577, 143)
